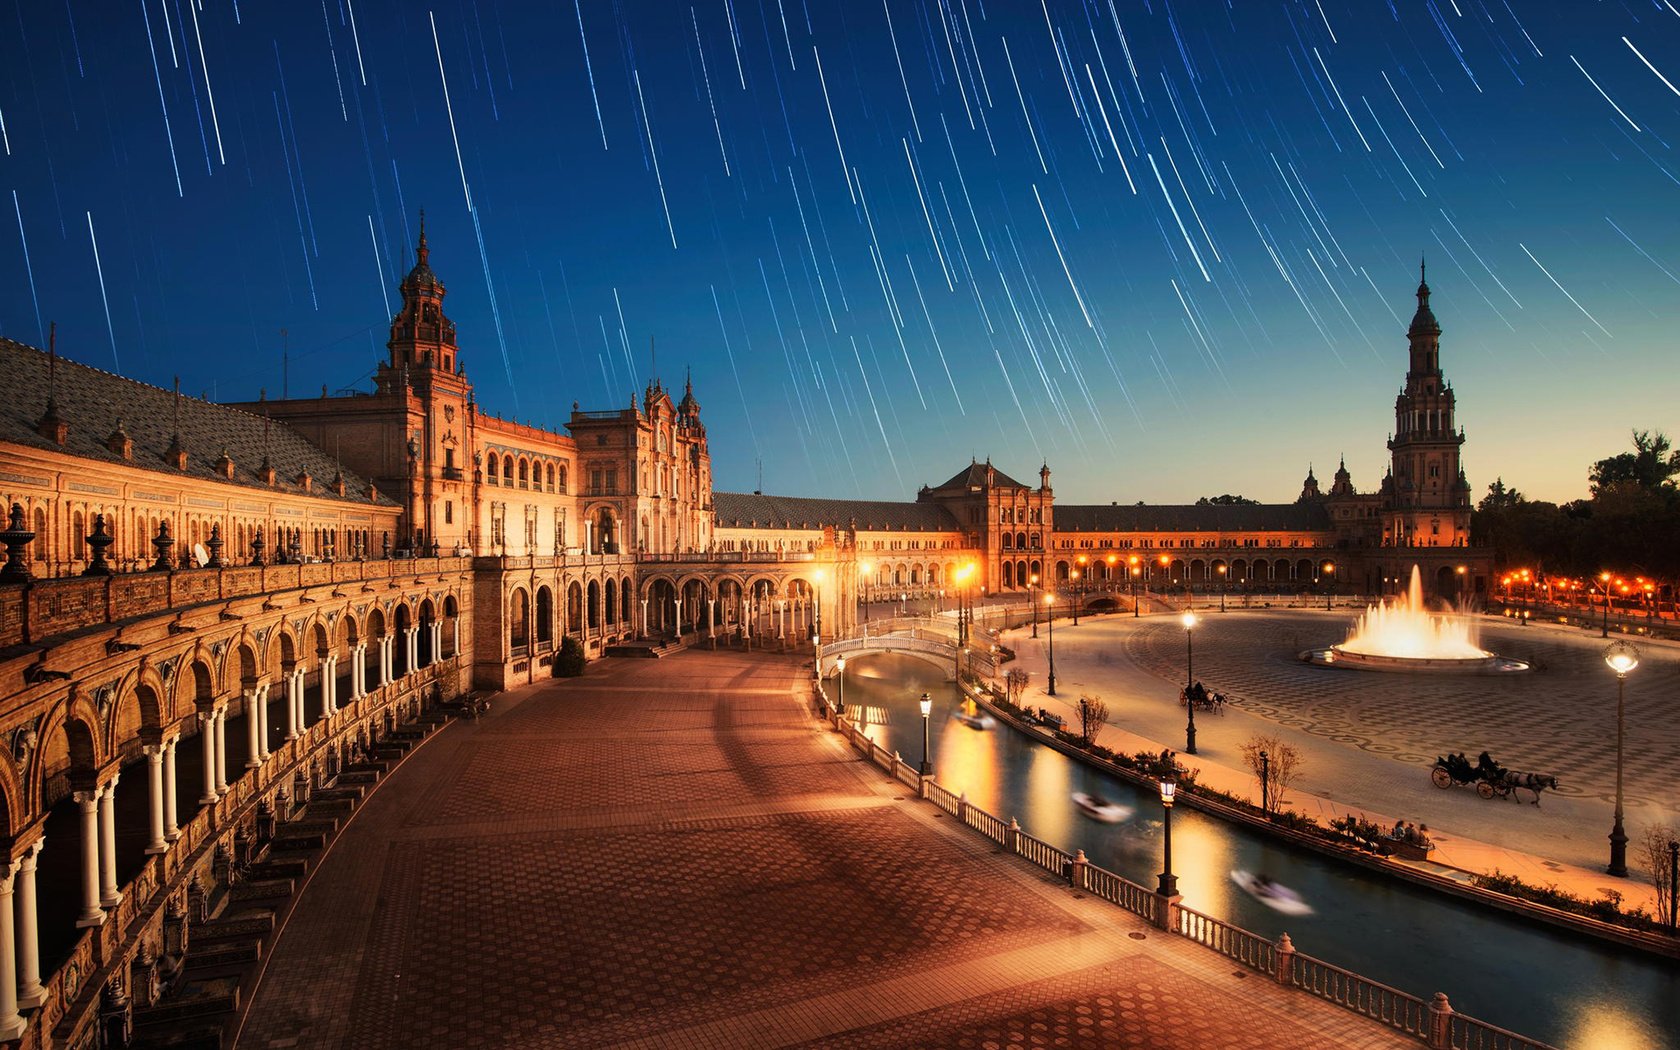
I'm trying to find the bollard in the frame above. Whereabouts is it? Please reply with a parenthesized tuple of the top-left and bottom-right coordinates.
(1274, 933, 1295, 985)
(1070, 848, 1087, 890)
(1427, 992, 1453, 1050)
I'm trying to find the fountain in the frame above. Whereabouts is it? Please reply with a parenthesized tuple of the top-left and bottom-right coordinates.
(1303, 566, 1529, 673)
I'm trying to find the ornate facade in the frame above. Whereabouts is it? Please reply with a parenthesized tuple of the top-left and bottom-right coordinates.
(0, 231, 1489, 1045)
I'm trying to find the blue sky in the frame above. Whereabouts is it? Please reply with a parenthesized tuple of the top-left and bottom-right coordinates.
(1, 1, 1676, 504)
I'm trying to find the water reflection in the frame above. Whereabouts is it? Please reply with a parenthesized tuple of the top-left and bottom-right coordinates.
(836, 654, 1678, 1050)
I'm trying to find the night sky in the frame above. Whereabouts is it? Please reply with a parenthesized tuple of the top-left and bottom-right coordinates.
(1, 2, 1676, 504)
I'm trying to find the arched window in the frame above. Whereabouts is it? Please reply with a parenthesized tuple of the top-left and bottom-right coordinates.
(546, 464, 556, 491)
(488, 456, 499, 484)
(503, 455, 514, 482)
(518, 459, 529, 488)
(605, 579, 618, 625)
(510, 589, 530, 652)
(557, 465, 568, 493)
(536, 587, 554, 645)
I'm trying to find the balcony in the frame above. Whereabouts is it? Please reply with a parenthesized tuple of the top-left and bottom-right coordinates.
(441, 466, 464, 481)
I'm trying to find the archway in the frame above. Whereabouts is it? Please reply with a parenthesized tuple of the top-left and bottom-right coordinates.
(509, 589, 531, 654)
(419, 599, 438, 666)
(534, 589, 553, 649)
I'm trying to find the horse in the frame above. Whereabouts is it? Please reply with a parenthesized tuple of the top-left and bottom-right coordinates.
(1498, 770, 1559, 805)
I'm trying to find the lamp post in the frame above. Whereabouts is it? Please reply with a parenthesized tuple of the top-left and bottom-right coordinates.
(835, 655, 846, 715)
(1156, 776, 1179, 897)
(1323, 563, 1334, 610)
(1045, 593, 1057, 696)
(1217, 564, 1227, 613)
(1030, 573, 1040, 638)
(1599, 571, 1612, 638)
(1132, 563, 1141, 617)
(1181, 612, 1198, 755)
(860, 562, 872, 623)
(1260, 749, 1270, 816)
(1604, 641, 1639, 877)
(918, 692, 933, 775)
(1071, 568, 1082, 626)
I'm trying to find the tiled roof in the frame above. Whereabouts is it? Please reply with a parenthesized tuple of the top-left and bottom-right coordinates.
(928, 459, 1029, 491)
(713, 492, 960, 532)
(1053, 502, 1332, 532)
(0, 338, 395, 505)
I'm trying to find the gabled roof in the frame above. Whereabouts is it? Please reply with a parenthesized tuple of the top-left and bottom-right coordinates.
(1053, 502, 1332, 532)
(0, 338, 395, 505)
(928, 459, 1028, 492)
(713, 492, 960, 532)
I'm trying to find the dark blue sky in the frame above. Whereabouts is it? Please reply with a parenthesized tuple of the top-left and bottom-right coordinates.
(1, 1, 1676, 503)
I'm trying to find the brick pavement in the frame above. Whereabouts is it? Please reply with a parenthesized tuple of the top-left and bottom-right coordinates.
(1004, 609, 1680, 910)
(236, 650, 1409, 1049)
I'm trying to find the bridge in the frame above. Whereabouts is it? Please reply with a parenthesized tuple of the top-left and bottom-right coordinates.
(818, 621, 1001, 681)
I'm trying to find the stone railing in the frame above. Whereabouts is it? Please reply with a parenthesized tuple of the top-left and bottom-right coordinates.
(0, 557, 471, 649)
(811, 679, 1556, 1050)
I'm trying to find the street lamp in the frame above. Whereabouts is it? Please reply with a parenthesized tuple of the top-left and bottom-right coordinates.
(1181, 612, 1198, 755)
(1604, 641, 1639, 877)
(860, 561, 872, 623)
(1070, 568, 1082, 626)
(1259, 749, 1271, 815)
(1599, 571, 1612, 638)
(1156, 775, 1179, 897)
(1030, 573, 1040, 638)
(1045, 593, 1057, 696)
(811, 569, 825, 649)
(835, 655, 846, 715)
(1322, 562, 1334, 610)
(918, 692, 933, 775)
(1217, 563, 1227, 613)
(1131, 562, 1141, 617)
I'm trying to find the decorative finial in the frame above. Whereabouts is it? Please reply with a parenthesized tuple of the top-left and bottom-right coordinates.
(417, 208, 428, 265)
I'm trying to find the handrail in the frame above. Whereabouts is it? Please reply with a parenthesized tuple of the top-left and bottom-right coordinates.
(1175, 904, 1276, 974)
(1014, 831, 1071, 875)
(1289, 951, 1429, 1037)
(1447, 1014, 1554, 1050)
(1079, 862, 1156, 920)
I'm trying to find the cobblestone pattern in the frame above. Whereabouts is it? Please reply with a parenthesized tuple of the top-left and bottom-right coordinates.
(1122, 615, 1677, 808)
(793, 957, 1386, 1050)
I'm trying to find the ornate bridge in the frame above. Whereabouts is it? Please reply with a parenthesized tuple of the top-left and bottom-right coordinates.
(818, 626, 1000, 681)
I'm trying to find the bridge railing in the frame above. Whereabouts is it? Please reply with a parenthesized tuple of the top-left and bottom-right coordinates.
(808, 674, 1558, 1050)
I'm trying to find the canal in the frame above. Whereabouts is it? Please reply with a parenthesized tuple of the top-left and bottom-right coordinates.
(838, 652, 1678, 1050)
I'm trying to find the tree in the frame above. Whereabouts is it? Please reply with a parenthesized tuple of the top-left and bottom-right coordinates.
(1641, 823, 1678, 927)
(1589, 430, 1679, 496)
(1239, 735, 1300, 813)
(1478, 477, 1525, 512)
(1005, 667, 1030, 706)
(1197, 494, 1259, 505)
(1077, 694, 1108, 745)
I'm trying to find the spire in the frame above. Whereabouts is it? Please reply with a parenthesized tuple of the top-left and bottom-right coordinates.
(416, 208, 428, 267)
(1409, 257, 1440, 339)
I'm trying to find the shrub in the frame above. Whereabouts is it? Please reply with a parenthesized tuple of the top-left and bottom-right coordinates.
(553, 635, 586, 677)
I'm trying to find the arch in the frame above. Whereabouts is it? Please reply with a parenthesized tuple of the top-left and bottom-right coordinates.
(366, 607, 387, 641)
(1273, 558, 1290, 581)
(1296, 558, 1314, 582)
(502, 454, 514, 483)
(181, 658, 216, 721)
(518, 458, 530, 488)
(1055, 560, 1070, 582)
(509, 587, 531, 652)
(535, 587, 554, 646)
(1191, 559, 1206, 583)
(1002, 561, 1014, 589)
(226, 642, 259, 696)
(442, 595, 460, 657)
(277, 630, 299, 678)
(43, 699, 104, 792)
(312, 622, 332, 661)
(620, 575, 633, 626)
(488, 456, 499, 484)
(1001, 533, 1014, 550)
(586, 581, 601, 630)
(339, 612, 361, 652)
(566, 582, 584, 636)
(645, 577, 677, 635)
(419, 598, 437, 666)
(1231, 558, 1249, 584)
(594, 507, 618, 554)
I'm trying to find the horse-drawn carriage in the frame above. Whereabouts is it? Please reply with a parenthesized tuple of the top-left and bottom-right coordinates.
(1431, 751, 1558, 804)
(1178, 682, 1226, 714)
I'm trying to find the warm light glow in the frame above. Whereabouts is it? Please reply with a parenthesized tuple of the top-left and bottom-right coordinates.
(1339, 566, 1489, 660)
(1322, 562, 1334, 574)
(1159, 780, 1177, 805)
(836, 656, 845, 670)
(859, 560, 872, 575)
(813, 568, 825, 583)
(1043, 593, 1054, 606)
(1070, 569, 1080, 581)
(1106, 555, 1117, 566)
(1180, 612, 1198, 630)
(1604, 641, 1640, 676)
(919, 694, 932, 718)
(1158, 555, 1170, 566)
(1029, 573, 1039, 585)
(1216, 564, 1226, 575)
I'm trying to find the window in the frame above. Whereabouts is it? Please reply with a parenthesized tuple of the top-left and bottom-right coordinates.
(546, 464, 556, 491)
(488, 457, 499, 484)
(445, 501, 453, 524)
(445, 448, 455, 470)
(606, 468, 619, 495)
(518, 460, 530, 489)
(557, 465, 568, 493)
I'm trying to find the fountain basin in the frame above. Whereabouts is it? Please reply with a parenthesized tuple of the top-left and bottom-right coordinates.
(1300, 646, 1529, 674)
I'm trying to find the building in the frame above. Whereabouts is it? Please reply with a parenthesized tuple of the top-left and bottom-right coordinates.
(0, 229, 1488, 1045)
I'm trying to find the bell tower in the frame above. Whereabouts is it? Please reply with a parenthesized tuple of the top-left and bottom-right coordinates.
(386, 211, 459, 376)
(1384, 263, 1470, 548)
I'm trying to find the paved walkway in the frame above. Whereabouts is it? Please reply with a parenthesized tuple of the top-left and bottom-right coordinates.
(1003, 608, 1679, 914)
(238, 650, 1410, 1049)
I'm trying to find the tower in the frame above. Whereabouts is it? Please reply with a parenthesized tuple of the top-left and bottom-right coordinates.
(1384, 264, 1470, 548)
(385, 211, 459, 377)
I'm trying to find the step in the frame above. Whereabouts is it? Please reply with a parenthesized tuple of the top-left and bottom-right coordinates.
(315, 783, 366, 802)
(337, 769, 380, 785)
(269, 830, 327, 852)
(184, 938, 261, 976)
(248, 857, 308, 880)
(305, 798, 355, 820)
(277, 817, 340, 838)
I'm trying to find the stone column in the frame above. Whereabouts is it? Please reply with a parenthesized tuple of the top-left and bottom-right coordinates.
(162, 738, 180, 841)
(255, 685, 270, 759)
(245, 690, 262, 768)
(357, 643, 369, 697)
(431, 623, 443, 664)
(74, 791, 103, 926)
(379, 638, 392, 686)
(0, 863, 23, 1041)
(408, 629, 419, 673)
(97, 777, 121, 908)
(285, 673, 300, 740)
(323, 657, 336, 715)
(144, 746, 167, 854)
(198, 713, 218, 805)
(213, 705, 229, 795)
(295, 668, 308, 728)
(16, 843, 44, 1009)
(640, 598, 648, 639)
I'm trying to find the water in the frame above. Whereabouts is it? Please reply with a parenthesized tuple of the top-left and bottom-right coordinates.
(839, 653, 1679, 1050)
(1340, 565, 1489, 660)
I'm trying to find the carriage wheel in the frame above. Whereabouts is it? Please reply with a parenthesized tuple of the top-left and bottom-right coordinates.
(1431, 767, 1452, 789)
(1476, 781, 1495, 799)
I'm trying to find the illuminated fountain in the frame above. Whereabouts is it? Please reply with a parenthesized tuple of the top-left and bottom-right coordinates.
(1303, 566, 1529, 673)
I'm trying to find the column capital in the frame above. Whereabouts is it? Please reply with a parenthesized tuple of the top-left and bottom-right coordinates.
(15, 840, 42, 870)
(143, 744, 164, 759)
(101, 772, 120, 794)
(72, 789, 98, 808)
